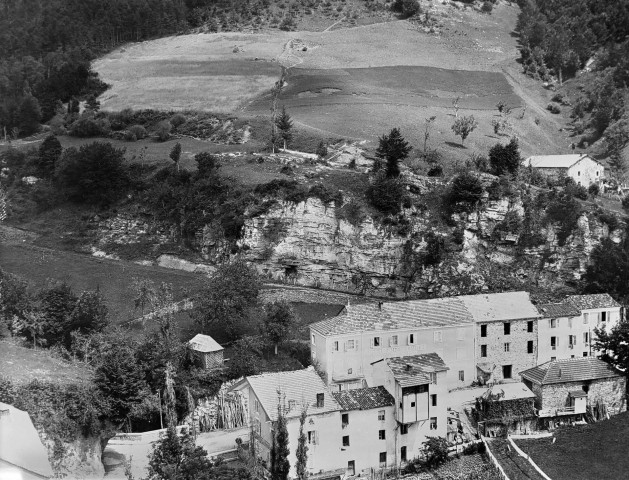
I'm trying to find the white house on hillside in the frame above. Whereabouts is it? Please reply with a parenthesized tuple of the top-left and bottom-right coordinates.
(522, 154, 604, 187)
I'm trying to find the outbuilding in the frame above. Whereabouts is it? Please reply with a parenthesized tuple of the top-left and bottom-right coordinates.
(522, 154, 604, 187)
(188, 333, 224, 369)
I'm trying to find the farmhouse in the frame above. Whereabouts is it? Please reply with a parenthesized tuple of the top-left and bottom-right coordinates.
(461, 292, 540, 384)
(521, 154, 604, 187)
(475, 383, 537, 437)
(371, 353, 449, 462)
(188, 333, 224, 369)
(520, 357, 626, 428)
(309, 297, 476, 391)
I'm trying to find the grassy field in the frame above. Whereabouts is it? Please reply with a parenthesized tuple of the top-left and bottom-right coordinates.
(0, 340, 92, 385)
(0, 243, 207, 323)
(515, 413, 629, 480)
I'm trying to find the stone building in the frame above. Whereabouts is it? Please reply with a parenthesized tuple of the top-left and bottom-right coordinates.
(475, 383, 537, 437)
(520, 357, 626, 427)
(188, 334, 224, 369)
(522, 154, 604, 187)
(461, 292, 541, 384)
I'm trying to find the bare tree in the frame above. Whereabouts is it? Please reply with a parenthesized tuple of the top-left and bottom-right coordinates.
(452, 96, 461, 117)
(423, 116, 437, 153)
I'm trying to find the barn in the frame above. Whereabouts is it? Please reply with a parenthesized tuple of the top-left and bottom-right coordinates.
(522, 154, 604, 187)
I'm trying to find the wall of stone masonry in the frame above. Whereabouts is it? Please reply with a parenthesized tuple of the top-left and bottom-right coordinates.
(541, 377, 627, 413)
(476, 318, 538, 382)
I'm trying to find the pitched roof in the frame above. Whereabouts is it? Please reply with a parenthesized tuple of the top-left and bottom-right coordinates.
(536, 302, 580, 318)
(520, 357, 620, 385)
(310, 297, 473, 336)
(244, 367, 341, 421)
(384, 353, 448, 387)
(522, 154, 598, 169)
(480, 382, 536, 402)
(189, 334, 223, 353)
(332, 386, 395, 411)
(458, 291, 540, 323)
(565, 294, 620, 310)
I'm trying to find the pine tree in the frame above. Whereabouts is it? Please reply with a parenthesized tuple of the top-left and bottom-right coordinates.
(275, 106, 293, 149)
(375, 127, 412, 178)
(18, 94, 42, 136)
(295, 407, 308, 480)
(37, 135, 63, 177)
(489, 137, 521, 176)
(272, 392, 290, 480)
(85, 94, 101, 113)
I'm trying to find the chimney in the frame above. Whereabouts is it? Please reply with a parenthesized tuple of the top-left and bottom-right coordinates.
(316, 393, 324, 408)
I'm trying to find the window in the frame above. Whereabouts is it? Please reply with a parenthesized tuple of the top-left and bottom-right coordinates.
(372, 336, 381, 348)
(527, 340, 534, 354)
(410, 401, 416, 408)
(551, 356, 556, 361)
(601, 311, 608, 322)
(430, 417, 437, 430)
(316, 393, 324, 408)
(583, 332, 589, 344)
(346, 339, 356, 350)
(254, 418, 261, 435)
(583, 313, 589, 324)
(347, 368, 353, 375)
(378, 410, 385, 421)
(583, 352, 588, 357)
(390, 335, 398, 346)
(288, 400, 296, 411)
(504, 342, 510, 353)
(342, 413, 349, 427)
(401, 446, 407, 462)
(333, 341, 339, 351)
(526, 320, 533, 333)
(431, 394, 437, 407)
(379, 430, 386, 440)
(551, 336, 557, 350)
(347, 461, 355, 476)
(342, 435, 350, 447)
(408, 333, 415, 345)
(458, 370, 465, 382)
(312, 334, 316, 345)
(550, 318, 557, 328)
(379, 452, 387, 467)
(480, 324, 487, 337)
(434, 331, 443, 343)
(254, 399, 260, 412)
(401, 424, 409, 435)
(308, 431, 317, 445)
(481, 345, 487, 357)
(578, 171, 581, 176)
(502, 365, 512, 379)
(504, 322, 511, 335)
(571, 355, 575, 358)
(569, 335, 577, 347)
(429, 372, 437, 384)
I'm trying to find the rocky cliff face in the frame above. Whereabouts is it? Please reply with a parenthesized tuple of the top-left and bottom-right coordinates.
(235, 193, 620, 298)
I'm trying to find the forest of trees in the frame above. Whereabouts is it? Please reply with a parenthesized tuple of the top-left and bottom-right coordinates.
(517, 0, 629, 149)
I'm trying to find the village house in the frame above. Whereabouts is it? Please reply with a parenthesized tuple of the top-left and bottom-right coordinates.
(474, 383, 537, 437)
(520, 357, 626, 429)
(309, 297, 476, 391)
(188, 333, 224, 369)
(371, 353, 449, 463)
(522, 154, 604, 187)
(462, 292, 541, 384)
(233, 368, 345, 480)
(331, 386, 397, 475)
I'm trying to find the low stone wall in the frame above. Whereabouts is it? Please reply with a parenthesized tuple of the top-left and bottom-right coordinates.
(260, 284, 377, 305)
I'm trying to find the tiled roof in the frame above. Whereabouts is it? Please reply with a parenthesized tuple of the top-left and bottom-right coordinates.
(522, 154, 597, 169)
(385, 353, 448, 387)
(244, 367, 340, 421)
(188, 334, 223, 353)
(565, 294, 620, 310)
(536, 302, 580, 318)
(459, 291, 540, 322)
(331, 386, 395, 411)
(310, 297, 474, 336)
(480, 382, 536, 402)
(520, 357, 620, 385)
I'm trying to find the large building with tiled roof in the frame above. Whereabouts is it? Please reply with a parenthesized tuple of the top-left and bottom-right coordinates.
(310, 297, 475, 390)
(520, 357, 626, 425)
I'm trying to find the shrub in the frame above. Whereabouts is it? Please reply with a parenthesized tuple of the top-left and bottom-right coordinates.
(367, 174, 406, 215)
(489, 137, 521, 176)
(588, 184, 600, 196)
(546, 103, 561, 114)
(170, 113, 187, 129)
(427, 164, 443, 177)
(69, 116, 109, 137)
(481, 1, 493, 13)
(564, 179, 588, 200)
(337, 200, 366, 226)
(308, 184, 343, 206)
(545, 193, 582, 245)
(445, 172, 484, 213)
(597, 211, 619, 231)
(128, 124, 147, 140)
(156, 120, 172, 141)
(123, 130, 137, 141)
(316, 141, 328, 158)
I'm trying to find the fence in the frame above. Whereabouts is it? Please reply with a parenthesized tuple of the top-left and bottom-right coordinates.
(481, 436, 511, 480)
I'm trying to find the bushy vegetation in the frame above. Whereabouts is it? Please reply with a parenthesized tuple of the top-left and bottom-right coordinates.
(367, 174, 407, 215)
(444, 172, 484, 214)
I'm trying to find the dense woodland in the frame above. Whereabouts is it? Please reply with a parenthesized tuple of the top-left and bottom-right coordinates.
(517, 0, 629, 158)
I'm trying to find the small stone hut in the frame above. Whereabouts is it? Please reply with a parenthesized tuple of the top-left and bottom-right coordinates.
(475, 382, 537, 437)
(189, 334, 224, 370)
